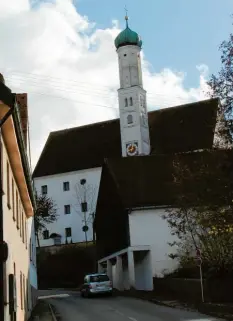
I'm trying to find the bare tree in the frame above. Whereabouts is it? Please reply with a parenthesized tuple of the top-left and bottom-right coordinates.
(34, 192, 58, 247)
(73, 179, 97, 244)
(207, 17, 233, 149)
(163, 152, 233, 278)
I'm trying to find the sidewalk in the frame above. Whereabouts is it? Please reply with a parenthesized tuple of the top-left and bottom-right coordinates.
(29, 299, 54, 321)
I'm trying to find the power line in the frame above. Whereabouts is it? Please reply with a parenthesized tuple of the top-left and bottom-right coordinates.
(7, 74, 118, 97)
(7, 76, 118, 100)
(1, 67, 118, 91)
(2, 67, 199, 103)
(13, 87, 194, 112)
(14, 89, 119, 111)
(0, 70, 201, 112)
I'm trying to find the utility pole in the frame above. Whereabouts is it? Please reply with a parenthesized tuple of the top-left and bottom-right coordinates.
(91, 212, 95, 245)
(90, 212, 97, 272)
(80, 179, 88, 247)
(196, 248, 204, 303)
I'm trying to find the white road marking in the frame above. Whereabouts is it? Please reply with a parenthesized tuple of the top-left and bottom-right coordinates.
(113, 309, 124, 316)
(111, 308, 138, 321)
(38, 294, 70, 299)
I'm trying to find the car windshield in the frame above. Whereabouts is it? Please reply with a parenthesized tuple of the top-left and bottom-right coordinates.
(89, 275, 109, 282)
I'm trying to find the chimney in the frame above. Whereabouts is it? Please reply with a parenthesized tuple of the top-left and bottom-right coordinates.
(16, 94, 28, 148)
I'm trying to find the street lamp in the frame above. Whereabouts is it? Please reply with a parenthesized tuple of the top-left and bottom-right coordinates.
(80, 179, 88, 246)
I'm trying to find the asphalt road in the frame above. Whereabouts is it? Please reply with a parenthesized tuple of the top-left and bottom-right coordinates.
(38, 290, 221, 321)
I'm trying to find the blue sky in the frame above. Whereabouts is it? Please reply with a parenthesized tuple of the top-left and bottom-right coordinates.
(2, 0, 233, 165)
(77, 0, 233, 88)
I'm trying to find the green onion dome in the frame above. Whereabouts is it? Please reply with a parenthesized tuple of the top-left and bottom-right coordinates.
(115, 18, 142, 49)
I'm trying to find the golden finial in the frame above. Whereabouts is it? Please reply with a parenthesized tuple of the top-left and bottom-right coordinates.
(124, 5, 129, 27)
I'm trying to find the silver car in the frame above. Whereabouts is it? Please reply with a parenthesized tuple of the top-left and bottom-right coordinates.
(80, 273, 113, 297)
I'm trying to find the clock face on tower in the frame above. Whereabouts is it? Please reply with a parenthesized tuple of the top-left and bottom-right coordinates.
(126, 141, 139, 156)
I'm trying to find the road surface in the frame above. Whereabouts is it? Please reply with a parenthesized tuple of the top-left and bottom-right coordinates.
(38, 290, 221, 321)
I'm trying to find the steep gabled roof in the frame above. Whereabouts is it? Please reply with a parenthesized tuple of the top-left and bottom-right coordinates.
(33, 98, 218, 178)
(0, 80, 36, 212)
(96, 149, 233, 211)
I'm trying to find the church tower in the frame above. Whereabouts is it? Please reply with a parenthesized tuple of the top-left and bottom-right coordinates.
(115, 14, 150, 157)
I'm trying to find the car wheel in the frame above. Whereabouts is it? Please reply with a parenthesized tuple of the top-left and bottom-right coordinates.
(83, 290, 89, 298)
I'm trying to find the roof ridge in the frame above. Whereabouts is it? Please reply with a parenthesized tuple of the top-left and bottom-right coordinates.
(50, 117, 119, 136)
(149, 97, 218, 114)
(50, 98, 218, 136)
(33, 98, 218, 178)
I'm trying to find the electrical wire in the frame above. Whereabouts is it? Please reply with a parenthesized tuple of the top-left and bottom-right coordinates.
(2, 67, 197, 103)
(0, 68, 200, 113)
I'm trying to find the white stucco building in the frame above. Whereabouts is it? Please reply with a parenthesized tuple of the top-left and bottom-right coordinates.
(33, 16, 218, 251)
(0, 83, 37, 321)
(34, 168, 101, 246)
(128, 208, 179, 278)
(98, 206, 179, 292)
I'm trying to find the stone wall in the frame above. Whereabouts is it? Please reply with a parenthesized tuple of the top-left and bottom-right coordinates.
(37, 243, 96, 289)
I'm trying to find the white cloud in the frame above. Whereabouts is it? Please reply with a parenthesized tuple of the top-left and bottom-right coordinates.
(0, 0, 210, 168)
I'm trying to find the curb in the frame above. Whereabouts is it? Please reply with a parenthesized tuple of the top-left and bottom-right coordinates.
(116, 293, 197, 312)
(48, 303, 57, 321)
(118, 294, 233, 320)
(151, 299, 197, 312)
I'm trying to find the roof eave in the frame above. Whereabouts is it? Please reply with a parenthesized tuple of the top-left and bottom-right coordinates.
(12, 100, 36, 209)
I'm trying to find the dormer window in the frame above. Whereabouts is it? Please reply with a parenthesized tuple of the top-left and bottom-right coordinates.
(127, 114, 133, 125)
(130, 97, 133, 106)
(125, 98, 128, 107)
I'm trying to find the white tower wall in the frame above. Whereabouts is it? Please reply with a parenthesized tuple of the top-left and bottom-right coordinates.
(117, 44, 150, 157)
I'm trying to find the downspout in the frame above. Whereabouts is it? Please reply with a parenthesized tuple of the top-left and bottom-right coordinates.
(0, 133, 4, 321)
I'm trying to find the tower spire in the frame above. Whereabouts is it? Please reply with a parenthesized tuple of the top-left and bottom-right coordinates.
(124, 5, 129, 28)
(116, 10, 150, 157)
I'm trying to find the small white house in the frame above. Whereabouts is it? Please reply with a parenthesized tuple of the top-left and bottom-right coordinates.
(98, 207, 179, 292)
(95, 151, 221, 291)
